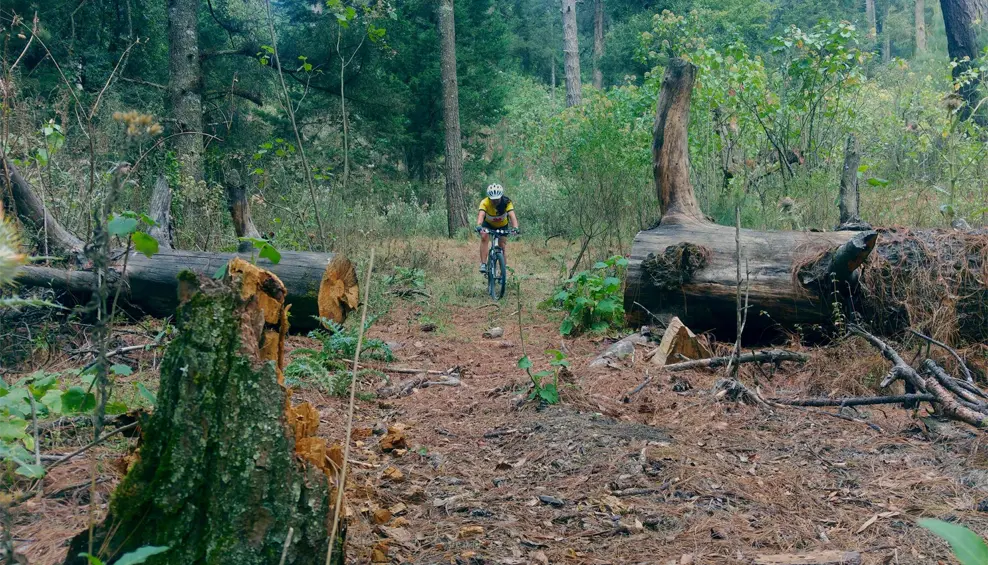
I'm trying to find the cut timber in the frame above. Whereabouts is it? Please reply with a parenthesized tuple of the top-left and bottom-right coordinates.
(16, 249, 358, 332)
(754, 551, 861, 565)
(624, 58, 878, 341)
(646, 316, 711, 366)
(63, 261, 345, 565)
(319, 255, 360, 326)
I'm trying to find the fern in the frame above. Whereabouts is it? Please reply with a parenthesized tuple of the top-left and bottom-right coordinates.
(284, 316, 392, 396)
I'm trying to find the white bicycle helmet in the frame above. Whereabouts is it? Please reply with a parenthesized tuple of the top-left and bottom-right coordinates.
(486, 183, 504, 199)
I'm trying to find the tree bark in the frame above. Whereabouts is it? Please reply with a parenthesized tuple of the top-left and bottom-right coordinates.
(63, 263, 345, 565)
(223, 168, 261, 252)
(882, 5, 892, 62)
(916, 0, 928, 53)
(1, 156, 84, 257)
(168, 0, 204, 183)
(592, 0, 604, 89)
(148, 174, 174, 250)
(653, 60, 703, 223)
(15, 250, 358, 332)
(438, 0, 469, 237)
(866, 0, 877, 38)
(561, 0, 582, 106)
(838, 134, 863, 228)
(940, 0, 986, 122)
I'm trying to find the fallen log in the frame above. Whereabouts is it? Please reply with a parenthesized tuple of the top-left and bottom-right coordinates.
(15, 249, 358, 331)
(624, 59, 879, 340)
(63, 260, 346, 565)
(626, 58, 988, 344)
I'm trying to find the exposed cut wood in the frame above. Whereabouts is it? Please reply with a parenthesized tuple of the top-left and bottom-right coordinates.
(319, 255, 360, 328)
(646, 316, 711, 366)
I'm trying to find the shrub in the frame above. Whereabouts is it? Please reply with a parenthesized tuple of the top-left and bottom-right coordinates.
(551, 255, 628, 335)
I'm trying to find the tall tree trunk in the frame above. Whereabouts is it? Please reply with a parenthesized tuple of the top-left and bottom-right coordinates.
(148, 174, 174, 250)
(592, 0, 604, 89)
(838, 135, 864, 228)
(866, 0, 878, 38)
(438, 0, 468, 237)
(916, 0, 928, 53)
(882, 5, 892, 62)
(561, 0, 582, 107)
(653, 60, 703, 223)
(168, 0, 204, 183)
(940, 0, 986, 122)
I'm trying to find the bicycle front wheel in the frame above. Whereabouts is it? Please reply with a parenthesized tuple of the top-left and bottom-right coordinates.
(488, 250, 506, 300)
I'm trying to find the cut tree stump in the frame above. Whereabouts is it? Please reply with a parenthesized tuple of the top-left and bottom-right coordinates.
(63, 260, 346, 565)
(753, 551, 861, 565)
(16, 249, 358, 332)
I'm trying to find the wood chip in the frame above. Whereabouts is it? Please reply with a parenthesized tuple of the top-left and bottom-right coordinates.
(458, 525, 485, 538)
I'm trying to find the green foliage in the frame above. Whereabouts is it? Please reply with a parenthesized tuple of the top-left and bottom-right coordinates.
(239, 237, 282, 265)
(518, 349, 570, 405)
(108, 212, 160, 258)
(284, 318, 392, 396)
(918, 519, 988, 565)
(385, 266, 426, 291)
(552, 256, 628, 336)
(80, 546, 170, 565)
(0, 370, 107, 479)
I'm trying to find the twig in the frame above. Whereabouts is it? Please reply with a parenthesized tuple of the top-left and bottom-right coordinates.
(45, 422, 138, 471)
(756, 387, 883, 432)
(278, 527, 294, 565)
(909, 328, 974, 383)
(770, 394, 936, 407)
(726, 205, 744, 377)
(632, 302, 667, 330)
(663, 350, 808, 372)
(327, 248, 374, 565)
(622, 370, 653, 402)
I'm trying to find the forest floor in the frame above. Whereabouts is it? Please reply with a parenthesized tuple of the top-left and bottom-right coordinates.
(10, 238, 988, 565)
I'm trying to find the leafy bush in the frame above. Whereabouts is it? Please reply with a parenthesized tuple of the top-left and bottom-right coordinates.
(284, 318, 392, 396)
(552, 255, 628, 336)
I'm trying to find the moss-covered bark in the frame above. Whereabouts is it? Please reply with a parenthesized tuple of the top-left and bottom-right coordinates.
(64, 274, 343, 565)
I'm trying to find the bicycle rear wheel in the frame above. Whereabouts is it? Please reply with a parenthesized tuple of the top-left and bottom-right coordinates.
(488, 250, 506, 300)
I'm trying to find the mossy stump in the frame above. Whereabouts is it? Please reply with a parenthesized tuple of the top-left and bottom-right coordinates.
(64, 263, 344, 565)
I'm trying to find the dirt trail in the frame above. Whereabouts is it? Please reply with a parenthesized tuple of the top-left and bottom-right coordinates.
(12, 240, 988, 565)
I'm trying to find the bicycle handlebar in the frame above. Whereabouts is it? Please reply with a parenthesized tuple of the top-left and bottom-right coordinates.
(476, 226, 519, 236)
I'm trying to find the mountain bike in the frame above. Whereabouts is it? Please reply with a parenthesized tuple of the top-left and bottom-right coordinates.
(477, 227, 518, 300)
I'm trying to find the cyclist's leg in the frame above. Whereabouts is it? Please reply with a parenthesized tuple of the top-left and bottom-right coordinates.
(498, 235, 507, 263)
(480, 230, 490, 265)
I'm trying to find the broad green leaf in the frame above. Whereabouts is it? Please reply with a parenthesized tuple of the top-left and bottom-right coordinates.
(15, 463, 45, 479)
(0, 418, 28, 441)
(41, 389, 63, 414)
(865, 177, 890, 187)
(136, 382, 157, 406)
(553, 290, 570, 302)
(517, 356, 533, 370)
(213, 263, 228, 279)
(29, 372, 59, 397)
(592, 261, 608, 270)
(105, 402, 129, 415)
(132, 232, 159, 258)
(590, 320, 611, 333)
(560, 318, 575, 336)
(259, 244, 281, 265)
(546, 349, 565, 361)
(110, 364, 133, 377)
(538, 383, 560, 404)
(79, 554, 105, 565)
(62, 387, 96, 413)
(596, 299, 618, 315)
(108, 216, 139, 237)
(113, 545, 171, 565)
(918, 519, 988, 565)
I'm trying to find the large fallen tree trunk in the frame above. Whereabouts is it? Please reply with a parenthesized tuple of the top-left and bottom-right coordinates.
(624, 59, 986, 344)
(624, 59, 877, 341)
(16, 249, 358, 332)
(64, 260, 346, 564)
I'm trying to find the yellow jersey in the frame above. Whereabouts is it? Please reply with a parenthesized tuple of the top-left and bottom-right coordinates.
(479, 197, 514, 228)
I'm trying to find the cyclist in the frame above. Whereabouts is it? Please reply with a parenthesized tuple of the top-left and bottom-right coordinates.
(475, 183, 519, 274)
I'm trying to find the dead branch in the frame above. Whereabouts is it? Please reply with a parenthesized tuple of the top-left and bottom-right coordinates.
(770, 394, 936, 407)
(45, 422, 138, 470)
(377, 374, 461, 398)
(910, 328, 974, 383)
(664, 349, 808, 372)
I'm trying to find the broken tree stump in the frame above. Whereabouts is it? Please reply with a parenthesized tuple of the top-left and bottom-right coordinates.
(63, 261, 345, 565)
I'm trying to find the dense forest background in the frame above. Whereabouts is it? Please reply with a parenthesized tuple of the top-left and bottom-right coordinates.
(2, 0, 987, 264)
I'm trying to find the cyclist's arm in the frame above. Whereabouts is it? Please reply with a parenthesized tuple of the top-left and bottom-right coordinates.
(476, 210, 486, 228)
(508, 210, 519, 229)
